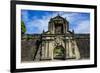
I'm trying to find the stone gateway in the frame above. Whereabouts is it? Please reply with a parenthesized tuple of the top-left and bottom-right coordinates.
(21, 15, 90, 62)
(35, 15, 80, 61)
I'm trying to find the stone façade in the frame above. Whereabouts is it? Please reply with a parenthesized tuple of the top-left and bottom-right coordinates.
(21, 15, 90, 62)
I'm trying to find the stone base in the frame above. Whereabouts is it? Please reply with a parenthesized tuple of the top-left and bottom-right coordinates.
(41, 57, 52, 61)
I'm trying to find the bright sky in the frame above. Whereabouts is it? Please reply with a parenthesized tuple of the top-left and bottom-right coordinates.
(21, 9, 90, 34)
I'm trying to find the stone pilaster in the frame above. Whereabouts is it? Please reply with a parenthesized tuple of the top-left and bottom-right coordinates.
(73, 40, 80, 59)
(68, 39, 73, 58)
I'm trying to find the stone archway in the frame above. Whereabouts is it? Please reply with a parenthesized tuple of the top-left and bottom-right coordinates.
(53, 45, 65, 60)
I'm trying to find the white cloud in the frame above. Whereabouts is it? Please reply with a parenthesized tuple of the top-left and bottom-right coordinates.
(22, 11, 90, 34)
(25, 12, 61, 34)
(74, 20, 90, 33)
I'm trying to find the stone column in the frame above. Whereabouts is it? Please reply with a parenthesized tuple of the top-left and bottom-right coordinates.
(47, 41, 49, 58)
(68, 39, 73, 58)
(41, 42, 45, 59)
(73, 40, 80, 59)
(65, 39, 69, 59)
(49, 41, 54, 60)
(44, 41, 48, 58)
(53, 23, 55, 34)
(63, 23, 66, 34)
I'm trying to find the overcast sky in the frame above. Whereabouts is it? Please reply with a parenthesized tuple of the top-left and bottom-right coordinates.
(21, 10, 90, 34)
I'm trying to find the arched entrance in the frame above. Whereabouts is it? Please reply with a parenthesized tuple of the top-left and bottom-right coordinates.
(53, 45, 65, 60)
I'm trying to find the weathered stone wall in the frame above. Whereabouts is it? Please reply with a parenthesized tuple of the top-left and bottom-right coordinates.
(21, 34, 90, 62)
(76, 38, 90, 59)
(21, 39, 37, 62)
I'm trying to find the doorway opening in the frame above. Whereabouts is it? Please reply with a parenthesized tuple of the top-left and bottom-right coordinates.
(53, 45, 65, 60)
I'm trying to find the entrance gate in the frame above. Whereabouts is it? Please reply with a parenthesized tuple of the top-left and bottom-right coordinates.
(53, 45, 65, 60)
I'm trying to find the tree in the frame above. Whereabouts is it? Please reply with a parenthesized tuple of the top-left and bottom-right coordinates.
(21, 21, 26, 34)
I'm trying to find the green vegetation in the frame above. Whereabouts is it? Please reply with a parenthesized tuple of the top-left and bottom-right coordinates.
(21, 21, 26, 34)
(26, 36, 33, 40)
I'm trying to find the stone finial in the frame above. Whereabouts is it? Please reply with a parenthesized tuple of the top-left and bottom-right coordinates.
(72, 29, 74, 34)
(43, 29, 45, 33)
(57, 13, 60, 16)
